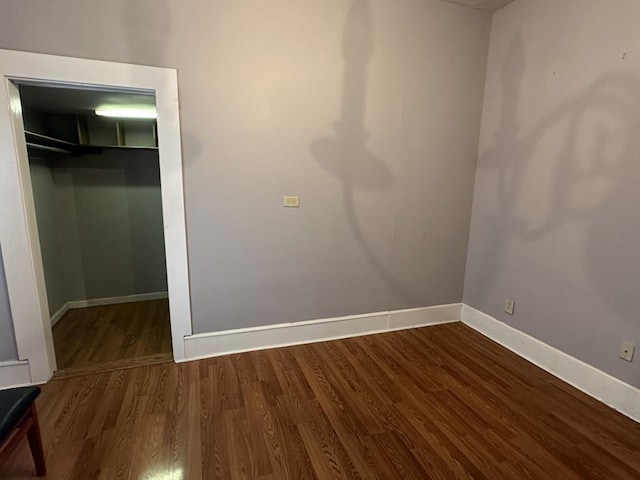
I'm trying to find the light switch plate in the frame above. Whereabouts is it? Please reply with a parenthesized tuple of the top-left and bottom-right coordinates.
(283, 196, 300, 207)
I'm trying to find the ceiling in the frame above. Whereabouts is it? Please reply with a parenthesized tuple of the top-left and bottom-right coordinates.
(17, 84, 155, 115)
(440, 0, 515, 12)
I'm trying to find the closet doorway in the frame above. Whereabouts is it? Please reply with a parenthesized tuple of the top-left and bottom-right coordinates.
(0, 50, 192, 384)
(20, 84, 172, 376)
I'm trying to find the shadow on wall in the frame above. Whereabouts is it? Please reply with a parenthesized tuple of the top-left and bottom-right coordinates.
(122, 0, 207, 162)
(311, 0, 421, 305)
(121, 0, 203, 229)
(473, 32, 640, 325)
(122, 0, 171, 67)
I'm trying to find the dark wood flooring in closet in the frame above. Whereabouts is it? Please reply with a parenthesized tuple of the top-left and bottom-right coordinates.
(2, 322, 640, 479)
(52, 299, 172, 377)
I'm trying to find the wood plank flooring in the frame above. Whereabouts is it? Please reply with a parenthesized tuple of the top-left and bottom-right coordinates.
(52, 299, 172, 374)
(2, 322, 640, 479)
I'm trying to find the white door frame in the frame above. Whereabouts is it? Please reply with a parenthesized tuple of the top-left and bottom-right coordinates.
(0, 49, 193, 383)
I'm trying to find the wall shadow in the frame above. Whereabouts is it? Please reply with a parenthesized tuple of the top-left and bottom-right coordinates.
(122, 0, 171, 68)
(311, 0, 391, 192)
(310, 0, 423, 305)
(471, 31, 640, 326)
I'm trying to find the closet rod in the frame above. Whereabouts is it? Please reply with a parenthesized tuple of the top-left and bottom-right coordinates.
(26, 142, 72, 155)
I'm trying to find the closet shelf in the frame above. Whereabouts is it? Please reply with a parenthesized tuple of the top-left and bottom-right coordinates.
(25, 130, 101, 155)
(24, 130, 158, 156)
(93, 145, 159, 151)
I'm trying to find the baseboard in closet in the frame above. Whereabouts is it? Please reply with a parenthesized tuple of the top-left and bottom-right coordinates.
(50, 303, 70, 327)
(50, 291, 169, 326)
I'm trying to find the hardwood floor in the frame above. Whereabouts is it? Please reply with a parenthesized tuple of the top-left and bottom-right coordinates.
(2, 322, 640, 479)
(52, 299, 173, 375)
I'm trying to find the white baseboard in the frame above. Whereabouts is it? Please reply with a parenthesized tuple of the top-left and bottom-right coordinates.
(67, 291, 169, 309)
(184, 303, 462, 361)
(51, 291, 169, 325)
(0, 360, 32, 390)
(461, 304, 640, 423)
(50, 303, 70, 327)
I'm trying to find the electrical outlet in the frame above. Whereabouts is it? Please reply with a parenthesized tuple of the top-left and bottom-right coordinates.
(619, 341, 635, 362)
(283, 196, 300, 208)
(504, 298, 515, 316)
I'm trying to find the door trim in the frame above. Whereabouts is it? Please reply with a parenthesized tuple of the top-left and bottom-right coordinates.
(0, 49, 193, 382)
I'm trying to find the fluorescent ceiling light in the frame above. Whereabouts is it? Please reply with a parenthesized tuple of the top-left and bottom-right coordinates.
(95, 106, 157, 119)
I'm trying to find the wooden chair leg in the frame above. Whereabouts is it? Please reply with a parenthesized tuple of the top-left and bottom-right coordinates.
(26, 405, 46, 476)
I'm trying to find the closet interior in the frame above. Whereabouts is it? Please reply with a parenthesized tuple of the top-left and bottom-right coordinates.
(20, 84, 172, 375)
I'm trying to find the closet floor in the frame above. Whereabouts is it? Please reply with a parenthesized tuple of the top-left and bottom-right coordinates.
(52, 299, 172, 377)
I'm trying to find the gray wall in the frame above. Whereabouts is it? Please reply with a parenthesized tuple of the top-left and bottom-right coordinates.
(29, 150, 167, 317)
(0, 246, 19, 361)
(0, 0, 492, 334)
(29, 159, 67, 316)
(464, 0, 640, 387)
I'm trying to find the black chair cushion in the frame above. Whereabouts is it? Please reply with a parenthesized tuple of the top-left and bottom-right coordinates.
(0, 386, 41, 441)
